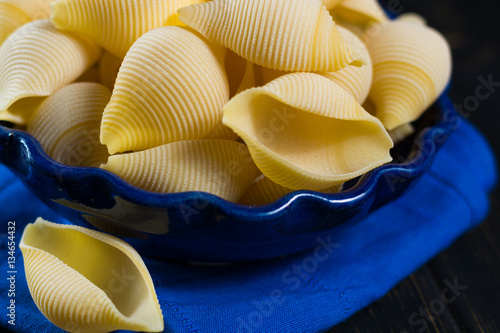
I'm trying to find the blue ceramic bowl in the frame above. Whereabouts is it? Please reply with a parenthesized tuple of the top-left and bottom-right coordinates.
(0, 93, 458, 262)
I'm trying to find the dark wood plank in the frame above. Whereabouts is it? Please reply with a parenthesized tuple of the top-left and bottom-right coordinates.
(328, 266, 462, 333)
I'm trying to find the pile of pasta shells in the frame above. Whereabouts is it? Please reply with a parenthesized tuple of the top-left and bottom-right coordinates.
(0, 0, 452, 205)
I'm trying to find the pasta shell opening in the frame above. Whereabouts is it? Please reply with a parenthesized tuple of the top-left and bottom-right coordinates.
(20, 218, 164, 333)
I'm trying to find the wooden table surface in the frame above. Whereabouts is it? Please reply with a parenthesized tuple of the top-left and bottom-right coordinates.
(328, 0, 500, 331)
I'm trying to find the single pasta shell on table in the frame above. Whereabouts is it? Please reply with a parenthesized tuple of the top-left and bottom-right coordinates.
(223, 72, 394, 191)
(367, 20, 452, 130)
(98, 51, 123, 91)
(51, 0, 208, 58)
(100, 26, 229, 155)
(0, 20, 101, 113)
(19, 218, 164, 333)
(318, 26, 373, 104)
(2, 0, 53, 20)
(239, 174, 343, 206)
(101, 140, 260, 202)
(28, 82, 110, 168)
(0, 2, 29, 45)
(0, 97, 46, 126)
(332, 0, 389, 25)
(178, 0, 365, 72)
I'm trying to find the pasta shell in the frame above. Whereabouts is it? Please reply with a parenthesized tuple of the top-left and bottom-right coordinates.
(2, 0, 52, 20)
(98, 51, 123, 91)
(178, 0, 364, 72)
(318, 26, 373, 104)
(332, 0, 388, 25)
(51, 0, 208, 58)
(388, 123, 415, 144)
(19, 218, 163, 333)
(225, 50, 256, 97)
(0, 20, 101, 113)
(321, 0, 343, 10)
(240, 174, 343, 206)
(28, 82, 110, 168)
(367, 21, 452, 130)
(397, 13, 427, 26)
(0, 97, 45, 126)
(223, 72, 393, 191)
(0, 2, 29, 45)
(74, 64, 100, 83)
(100, 26, 229, 155)
(101, 139, 260, 202)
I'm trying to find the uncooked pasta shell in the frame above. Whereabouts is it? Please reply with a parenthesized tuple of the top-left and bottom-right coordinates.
(19, 217, 163, 333)
(318, 26, 373, 104)
(0, 97, 45, 126)
(101, 140, 260, 202)
(223, 72, 393, 191)
(100, 26, 229, 155)
(321, 0, 343, 10)
(333, 0, 388, 25)
(388, 123, 415, 144)
(51, 0, 208, 58)
(367, 21, 452, 130)
(178, 0, 364, 72)
(0, 2, 29, 45)
(239, 174, 343, 206)
(28, 82, 110, 167)
(0, 20, 101, 113)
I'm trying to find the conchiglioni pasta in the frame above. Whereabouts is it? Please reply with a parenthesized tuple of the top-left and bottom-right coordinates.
(0, 97, 45, 126)
(101, 140, 260, 202)
(0, 2, 29, 45)
(240, 174, 343, 206)
(0, 20, 101, 113)
(367, 20, 452, 130)
(20, 218, 164, 333)
(321, 0, 343, 10)
(28, 82, 110, 167)
(178, 0, 364, 72)
(223, 72, 393, 191)
(51, 0, 208, 58)
(100, 26, 229, 155)
(332, 0, 388, 25)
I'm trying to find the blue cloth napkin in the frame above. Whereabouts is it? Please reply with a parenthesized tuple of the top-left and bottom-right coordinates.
(0, 119, 497, 333)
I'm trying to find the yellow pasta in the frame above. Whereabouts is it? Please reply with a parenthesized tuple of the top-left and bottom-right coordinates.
(51, 0, 208, 58)
(98, 51, 123, 91)
(2, 0, 53, 20)
(240, 174, 343, 206)
(223, 72, 393, 191)
(321, 0, 343, 10)
(388, 123, 415, 144)
(20, 218, 164, 333)
(101, 140, 260, 202)
(28, 82, 110, 167)
(0, 97, 45, 126)
(74, 64, 100, 83)
(318, 26, 373, 104)
(397, 13, 427, 26)
(0, 20, 101, 113)
(367, 20, 452, 130)
(0, 2, 29, 45)
(225, 50, 256, 97)
(178, 0, 364, 72)
(332, 0, 388, 25)
(100, 26, 229, 155)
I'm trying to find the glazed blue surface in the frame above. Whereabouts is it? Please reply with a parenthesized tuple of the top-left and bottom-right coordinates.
(0, 94, 459, 261)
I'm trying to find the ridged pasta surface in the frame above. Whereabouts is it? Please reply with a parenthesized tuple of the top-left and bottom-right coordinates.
(240, 174, 343, 206)
(223, 72, 393, 191)
(20, 218, 163, 333)
(101, 140, 260, 202)
(319, 26, 373, 104)
(178, 0, 364, 72)
(28, 82, 110, 167)
(0, 3, 29, 45)
(333, 0, 388, 25)
(0, 20, 101, 113)
(367, 20, 452, 129)
(51, 0, 208, 58)
(100, 26, 229, 155)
